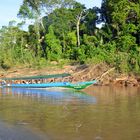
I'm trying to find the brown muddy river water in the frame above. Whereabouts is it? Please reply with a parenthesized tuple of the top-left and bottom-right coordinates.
(0, 86, 140, 140)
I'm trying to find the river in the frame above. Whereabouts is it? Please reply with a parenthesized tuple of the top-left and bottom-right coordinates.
(0, 86, 140, 140)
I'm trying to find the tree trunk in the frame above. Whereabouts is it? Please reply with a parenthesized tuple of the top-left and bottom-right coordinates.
(76, 11, 83, 47)
(76, 20, 80, 46)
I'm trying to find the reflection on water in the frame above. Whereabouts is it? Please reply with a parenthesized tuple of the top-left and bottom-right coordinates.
(0, 86, 140, 140)
(1, 88, 97, 104)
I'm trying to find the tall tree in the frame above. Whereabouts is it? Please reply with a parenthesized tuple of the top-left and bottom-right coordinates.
(71, 2, 86, 46)
(0, 22, 28, 67)
(100, 0, 140, 44)
(18, 0, 76, 56)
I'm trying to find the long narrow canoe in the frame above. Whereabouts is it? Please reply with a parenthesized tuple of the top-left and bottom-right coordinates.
(1, 73, 97, 90)
(3, 80, 97, 90)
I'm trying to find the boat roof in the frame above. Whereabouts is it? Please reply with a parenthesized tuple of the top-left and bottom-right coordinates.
(1, 73, 71, 80)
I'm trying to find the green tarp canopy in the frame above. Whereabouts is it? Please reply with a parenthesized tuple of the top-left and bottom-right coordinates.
(1, 73, 71, 80)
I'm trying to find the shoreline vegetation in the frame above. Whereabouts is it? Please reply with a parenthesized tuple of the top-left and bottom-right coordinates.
(0, 0, 140, 86)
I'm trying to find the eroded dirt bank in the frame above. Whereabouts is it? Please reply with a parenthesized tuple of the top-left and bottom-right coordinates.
(0, 63, 140, 87)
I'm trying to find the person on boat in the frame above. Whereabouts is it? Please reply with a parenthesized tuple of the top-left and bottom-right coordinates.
(22, 80, 26, 84)
(26, 81, 29, 84)
(1, 80, 6, 86)
(28, 80, 32, 84)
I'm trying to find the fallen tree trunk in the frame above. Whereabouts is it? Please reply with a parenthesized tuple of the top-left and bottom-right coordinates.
(96, 67, 115, 81)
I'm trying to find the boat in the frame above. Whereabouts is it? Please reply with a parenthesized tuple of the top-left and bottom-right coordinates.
(4, 80, 97, 90)
(0, 73, 97, 90)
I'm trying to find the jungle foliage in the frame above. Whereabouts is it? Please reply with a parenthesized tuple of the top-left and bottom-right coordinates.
(0, 0, 140, 73)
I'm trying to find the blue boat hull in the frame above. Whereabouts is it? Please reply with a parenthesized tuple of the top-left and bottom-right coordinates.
(3, 80, 97, 90)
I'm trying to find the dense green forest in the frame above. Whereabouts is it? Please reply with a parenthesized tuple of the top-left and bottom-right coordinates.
(0, 0, 140, 74)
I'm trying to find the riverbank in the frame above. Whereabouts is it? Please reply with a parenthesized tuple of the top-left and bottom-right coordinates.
(0, 63, 140, 87)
